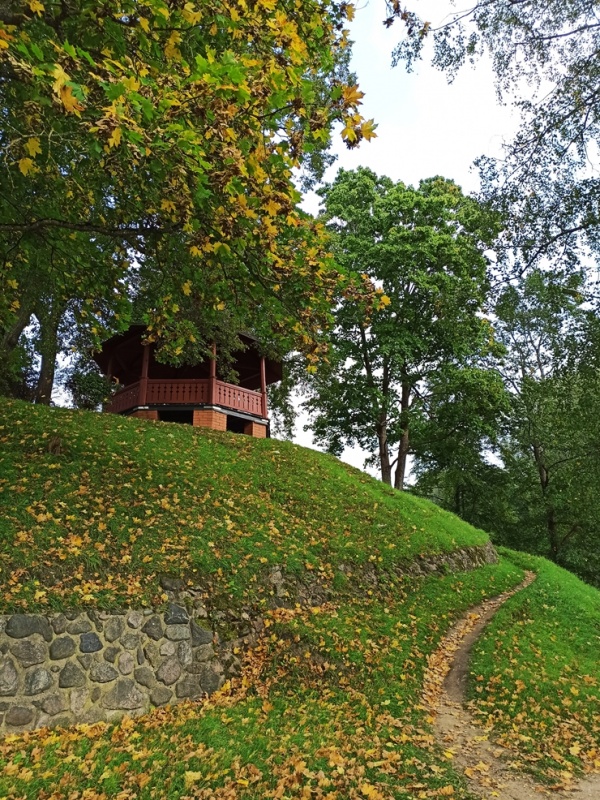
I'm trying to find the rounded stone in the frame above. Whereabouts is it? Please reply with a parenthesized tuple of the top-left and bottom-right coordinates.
(79, 632, 102, 653)
(41, 693, 69, 716)
(59, 662, 86, 689)
(90, 662, 118, 683)
(178, 640, 193, 668)
(51, 614, 68, 635)
(0, 658, 19, 696)
(159, 640, 176, 657)
(5, 706, 34, 727)
(101, 679, 145, 710)
(10, 640, 47, 668)
(117, 651, 135, 676)
(175, 675, 201, 699)
(156, 657, 181, 686)
(199, 663, 223, 695)
(6, 614, 52, 642)
(104, 617, 125, 643)
(150, 686, 172, 706)
(50, 636, 76, 661)
(141, 615, 163, 641)
(191, 621, 213, 646)
(133, 667, 156, 689)
(127, 611, 144, 629)
(164, 603, 189, 625)
(104, 646, 120, 663)
(24, 667, 52, 695)
(120, 633, 141, 650)
(66, 618, 92, 635)
(165, 624, 190, 641)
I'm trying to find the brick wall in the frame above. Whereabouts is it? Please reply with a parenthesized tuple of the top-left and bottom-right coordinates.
(244, 421, 267, 438)
(130, 410, 159, 421)
(192, 409, 227, 431)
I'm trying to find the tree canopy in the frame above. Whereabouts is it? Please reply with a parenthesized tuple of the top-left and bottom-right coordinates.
(303, 167, 504, 489)
(1, 0, 377, 389)
(388, 0, 600, 275)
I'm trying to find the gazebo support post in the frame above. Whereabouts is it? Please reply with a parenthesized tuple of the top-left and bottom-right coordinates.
(139, 344, 150, 407)
(260, 355, 268, 418)
(210, 343, 217, 405)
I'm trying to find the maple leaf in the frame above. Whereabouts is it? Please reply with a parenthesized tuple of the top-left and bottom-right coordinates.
(18, 157, 35, 176)
(342, 84, 365, 106)
(25, 137, 42, 157)
(60, 85, 84, 114)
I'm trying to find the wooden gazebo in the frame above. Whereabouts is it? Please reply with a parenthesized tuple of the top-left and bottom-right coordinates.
(93, 326, 281, 438)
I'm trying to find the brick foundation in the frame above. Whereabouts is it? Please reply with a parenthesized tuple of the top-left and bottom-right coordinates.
(193, 409, 227, 431)
(244, 421, 267, 438)
(130, 410, 159, 421)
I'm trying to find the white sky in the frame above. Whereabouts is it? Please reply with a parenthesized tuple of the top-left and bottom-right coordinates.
(293, 0, 518, 474)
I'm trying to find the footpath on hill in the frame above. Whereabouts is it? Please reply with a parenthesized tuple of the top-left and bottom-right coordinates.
(424, 572, 600, 800)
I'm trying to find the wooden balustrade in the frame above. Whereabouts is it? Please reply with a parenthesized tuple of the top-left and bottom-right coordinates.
(105, 378, 264, 417)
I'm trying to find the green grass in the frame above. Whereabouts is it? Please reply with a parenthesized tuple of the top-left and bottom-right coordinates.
(0, 560, 526, 799)
(1, 399, 599, 797)
(469, 548, 600, 783)
(0, 397, 487, 612)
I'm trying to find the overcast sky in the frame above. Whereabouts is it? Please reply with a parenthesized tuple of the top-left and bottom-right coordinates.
(293, 0, 517, 473)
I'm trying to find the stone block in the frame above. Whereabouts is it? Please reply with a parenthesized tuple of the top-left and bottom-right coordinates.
(117, 651, 134, 675)
(41, 693, 69, 716)
(10, 640, 47, 668)
(24, 667, 52, 695)
(133, 667, 156, 689)
(67, 618, 92, 635)
(101, 679, 145, 710)
(164, 604, 189, 625)
(157, 657, 181, 686)
(141, 615, 163, 641)
(59, 662, 86, 689)
(50, 636, 76, 660)
(79, 632, 102, 653)
(165, 624, 190, 641)
(6, 614, 52, 642)
(191, 621, 213, 646)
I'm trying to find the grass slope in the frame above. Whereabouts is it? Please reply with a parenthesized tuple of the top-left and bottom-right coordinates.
(0, 400, 598, 798)
(0, 398, 487, 612)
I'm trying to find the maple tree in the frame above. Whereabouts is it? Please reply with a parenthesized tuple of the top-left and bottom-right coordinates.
(0, 0, 377, 390)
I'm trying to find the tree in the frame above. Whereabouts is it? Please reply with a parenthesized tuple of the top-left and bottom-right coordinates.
(415, 270, 600, 586)
(387, 0, 600, 275)
(303, 167, 504, 488)
(1, 0, 377, 399)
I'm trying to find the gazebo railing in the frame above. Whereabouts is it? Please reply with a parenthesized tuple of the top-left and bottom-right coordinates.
(105, 379, 263, 417)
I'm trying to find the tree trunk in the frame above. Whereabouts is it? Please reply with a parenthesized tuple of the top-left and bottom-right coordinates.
(33, 304, 63, 405)
(377, 418, 392, 485)
(394, 378, 411, 490)
(1, 302, 33, 353)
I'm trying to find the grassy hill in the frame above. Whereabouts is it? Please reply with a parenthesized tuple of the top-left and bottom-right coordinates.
(0, 397, 488, 612)
(0, 398, 598, 799)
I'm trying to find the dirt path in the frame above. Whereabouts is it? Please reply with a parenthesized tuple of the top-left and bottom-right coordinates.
(423, 572, 600, 799)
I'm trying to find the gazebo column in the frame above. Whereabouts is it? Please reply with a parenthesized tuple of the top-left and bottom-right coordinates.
(138, 343, 150, 406)
(193, 342, 227, 431)
(260, 355, 268, 418)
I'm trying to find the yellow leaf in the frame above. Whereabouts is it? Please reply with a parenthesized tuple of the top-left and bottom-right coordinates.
(29, 0, 44, 14)
(60, 84, 84, 114)
(18, 157, 35, 176)
(379, 294, 391, 306)
(182, 281, 192, 296)
(345, 3, 355, 21)
(139, 17, 150, 32)
(342, 84, 364, 106)
(184, 771, 202, 789)
(108, 127, 122, 148)
(25, 137, 42, 157)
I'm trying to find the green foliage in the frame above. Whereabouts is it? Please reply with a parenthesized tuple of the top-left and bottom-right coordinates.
(388, 0, 600, 274)
(0, 397, 489, 612)
(304, 167, 505, 488)
(0, 0, 377, 367)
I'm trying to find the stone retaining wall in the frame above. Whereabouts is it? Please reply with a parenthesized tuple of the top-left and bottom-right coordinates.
(0, 543, 498, 734)
(0, 601, 245, 734)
